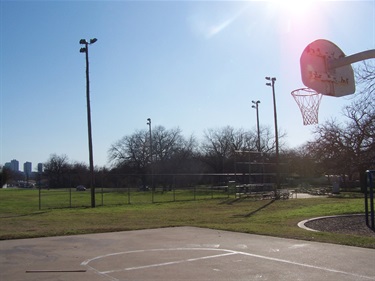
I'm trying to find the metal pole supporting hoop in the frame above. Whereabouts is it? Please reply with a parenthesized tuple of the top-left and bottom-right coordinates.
(291, 88, 322, 126)
(365, 170, 375, 230)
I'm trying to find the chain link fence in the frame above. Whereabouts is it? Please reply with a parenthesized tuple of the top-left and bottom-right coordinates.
(36, 173, 241, 209)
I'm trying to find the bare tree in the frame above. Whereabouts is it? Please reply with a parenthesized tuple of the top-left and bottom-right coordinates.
(44, 154, 70, 188)
(200, 125, 287, 173)
(154, 129, 199, 174)
(354, 60, 375, 186)
(153, 126, 183, 164)
(108, 130, 149, 173)
(307, 97, 375, 188)
(252, 125, 287, 154)
(283, 146, 320, 179)
(200, 126, 251, 173)
(69, 161, 89, 188)
(303, 61, 375, 189)
(307, 120, 351, 177)
(108, 127, 199, 188)
(355, 61, 375, 101)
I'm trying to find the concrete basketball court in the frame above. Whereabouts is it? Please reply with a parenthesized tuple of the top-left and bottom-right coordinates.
(1, 226, 374, 281)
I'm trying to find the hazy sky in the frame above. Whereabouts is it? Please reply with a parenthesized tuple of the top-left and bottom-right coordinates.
(1, 0, 374, 170)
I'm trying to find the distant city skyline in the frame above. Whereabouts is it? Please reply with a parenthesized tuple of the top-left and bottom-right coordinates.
(3, 159, 43, 173)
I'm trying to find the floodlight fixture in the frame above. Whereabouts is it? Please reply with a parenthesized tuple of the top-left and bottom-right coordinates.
(80, 38, 98, 45)
(265, 77, 276, 82)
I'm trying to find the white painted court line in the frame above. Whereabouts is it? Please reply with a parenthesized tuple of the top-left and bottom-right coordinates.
(102, 252, 237, 274)
(82, 247, 375, 281)
(82, 248, 235, 281)
(81, 247, 230, 266)
(235, 250, 375, 280)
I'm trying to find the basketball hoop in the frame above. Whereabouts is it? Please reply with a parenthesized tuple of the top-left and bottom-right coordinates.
(291, 88, 322, 125)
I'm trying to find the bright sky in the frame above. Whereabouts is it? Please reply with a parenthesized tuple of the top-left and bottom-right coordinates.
(1, 0, 374, 170)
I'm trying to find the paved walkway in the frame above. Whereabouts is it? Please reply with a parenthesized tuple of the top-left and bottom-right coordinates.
(1, 227, 374, 281)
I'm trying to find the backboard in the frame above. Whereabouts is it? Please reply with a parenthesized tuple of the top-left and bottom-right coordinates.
(300, 39, 355, 97)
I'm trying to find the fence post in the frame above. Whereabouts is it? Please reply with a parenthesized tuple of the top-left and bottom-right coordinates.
(128, 186, 131, 204)
(69, 175, 72, 208)
(101, 172, 104, 206)
(38, 173, 42, 211)
(173, 175, 176, 202)
(365, 170, 375, 230)
(152, 176, 155, 203)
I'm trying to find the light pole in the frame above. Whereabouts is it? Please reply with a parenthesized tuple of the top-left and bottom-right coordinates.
(252, 100, 261, 152)
(80, 38, 97, 208)
(265, 77, 279, 195)
(147, 118, 154, 196)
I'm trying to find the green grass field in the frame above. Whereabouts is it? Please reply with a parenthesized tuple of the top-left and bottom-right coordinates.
(0, 187, 229, 210)
(1, 188, 374, 249)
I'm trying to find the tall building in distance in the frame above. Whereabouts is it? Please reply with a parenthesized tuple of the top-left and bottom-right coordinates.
(37, 163, 43, 173)
(10, 159, 19, 172)
(24, 162, 32, 178)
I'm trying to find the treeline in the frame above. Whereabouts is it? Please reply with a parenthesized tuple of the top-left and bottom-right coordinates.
(2, 64, 374, 190)
(41, 89, 374, 190)
(3, 100, 374, 190)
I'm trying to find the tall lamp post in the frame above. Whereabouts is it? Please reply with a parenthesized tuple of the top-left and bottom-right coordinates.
(265, 77, 279, 195)
(147, 118, 154, 197)
(80, 38, 97, 208)
(252, 100, 261, 152)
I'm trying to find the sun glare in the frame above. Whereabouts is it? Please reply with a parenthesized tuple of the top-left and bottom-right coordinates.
(265, 0, 321, 34)
(269, 0, 314, 16)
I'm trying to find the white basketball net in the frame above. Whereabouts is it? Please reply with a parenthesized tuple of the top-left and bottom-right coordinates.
(291, 88, 322, 125)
